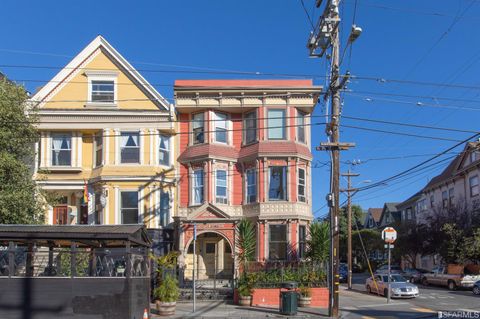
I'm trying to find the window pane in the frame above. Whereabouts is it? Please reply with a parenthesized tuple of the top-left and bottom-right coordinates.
(269, 166, 286, 200)
(215, 113, 228, 143)
(95, 134, 103, 167)
(121, 192, 138, 208)
(297, 111, 306, 143)
(193, 113, 204, 144)
(267, 109, 286, 140)
(270, 225, 286, 241)
(121, 192, 138, 224)
(193, 169, 204, 204)
(159, 191, 170, 227)
(246, 169, 257, 203)
(159, 135, 170, 166)
(269, 225, 287, 260)
(216, 170, 227, 204)
(120, 132, 140, 163)
(91, 80, 114, 103)
(51, 134, 72, 166)
(298, 168, 306, 202)
(244, 111, 257, 144)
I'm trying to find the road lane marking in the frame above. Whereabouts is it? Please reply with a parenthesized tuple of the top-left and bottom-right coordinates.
(411, 307, 435, 313)
(361, 316, 377, 319)
(357, 302, 409, 308)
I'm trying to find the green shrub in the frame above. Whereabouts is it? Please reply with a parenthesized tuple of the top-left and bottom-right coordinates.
(153, 274, 179, 302)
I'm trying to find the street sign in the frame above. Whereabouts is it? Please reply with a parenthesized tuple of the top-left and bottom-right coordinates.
(382, 227, 397, 243)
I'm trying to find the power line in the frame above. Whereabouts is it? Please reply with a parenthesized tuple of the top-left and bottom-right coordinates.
(343, 151, 461, 164)
(300, 0, 316, 29)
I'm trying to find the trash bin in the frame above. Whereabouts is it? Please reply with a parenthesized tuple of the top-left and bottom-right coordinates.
(279, 281, 298, 315)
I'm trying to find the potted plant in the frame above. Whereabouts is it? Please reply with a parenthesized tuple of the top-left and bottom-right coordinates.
(154, 274, 180, 316)
(235, 219, 256, 306)
(237, 276, 253, 306)
(298, 285, 312, 307)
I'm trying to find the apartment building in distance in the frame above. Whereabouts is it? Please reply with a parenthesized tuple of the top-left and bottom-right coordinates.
(173, 79, 322, 280)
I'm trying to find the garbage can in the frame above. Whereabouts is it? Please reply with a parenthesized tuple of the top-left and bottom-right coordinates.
(279, 281, 298, 315)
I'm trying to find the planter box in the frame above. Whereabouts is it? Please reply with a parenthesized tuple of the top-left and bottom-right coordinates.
(234, 287, 328, 308)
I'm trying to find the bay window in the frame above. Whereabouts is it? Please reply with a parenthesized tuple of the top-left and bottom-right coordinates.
(192, 169, 204, 205)
(269, 225, 287, 260)
(214, 112, 228, 143)
(51, 133, 72, 166)
(298, 168, 306, 202)
(246, 169, 257, 203)
(269, 166, 287, 201)
(159, 134, 170, 166)
(267, 109, 286, 140)
(192, 113, 204, 144)
(297, 110, 306, 143)
(121, 191, 138, 224)
(120, 132, 140, 164)
(244, 111, 257, 144)
(215, 169, 228, 204)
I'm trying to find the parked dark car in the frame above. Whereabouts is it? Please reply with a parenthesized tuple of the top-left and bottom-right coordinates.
(352, 263, 363, 273)
(404, 268, 430, 283)
(339, 263, 348, 283)
(473, 280, 480, 295)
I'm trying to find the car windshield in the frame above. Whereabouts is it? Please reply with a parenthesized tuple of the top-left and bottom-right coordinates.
(383, 275, 407, 282)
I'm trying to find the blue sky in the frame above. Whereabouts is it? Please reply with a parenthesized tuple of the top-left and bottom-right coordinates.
(1, 0, 479, 217)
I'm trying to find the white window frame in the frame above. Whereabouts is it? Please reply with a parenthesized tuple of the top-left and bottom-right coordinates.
(119, 131, 140, 164)
(158, 134, 171, 166)
(215, 169, 228, 204)
(470, 175, 479, 197)
(51, 133, 72, 167)
(119, 190, 140, 224)
(214, 112, 229, 144)
(158, 190, 171, 227)
(245, 168, 257, 204)
(191, 169, 204, 205)
(296, 110, 307, 144)
(243, 110, 257, 145)
(267, 109, 286, 140)
(298, 167, 306, 202)
(268, 166, 287, 201)
(192, 113, 205, 145)
(85, 71, 118, 106)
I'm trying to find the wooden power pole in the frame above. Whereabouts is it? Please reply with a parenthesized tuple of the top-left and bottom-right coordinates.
(341, 170, 359, 290)
(309, 0, 355, 316)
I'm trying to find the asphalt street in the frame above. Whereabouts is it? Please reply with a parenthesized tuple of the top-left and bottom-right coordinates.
(341, 273, 480, 318)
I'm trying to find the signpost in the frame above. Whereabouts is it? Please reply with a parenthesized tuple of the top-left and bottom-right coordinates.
(381, 227, 397, 304)
(193, 223, 197, 313)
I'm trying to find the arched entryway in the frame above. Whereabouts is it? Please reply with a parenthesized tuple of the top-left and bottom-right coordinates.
(184, 232, 234, 281)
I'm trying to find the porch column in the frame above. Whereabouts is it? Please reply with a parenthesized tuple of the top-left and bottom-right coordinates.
(263, 221, 268, 261)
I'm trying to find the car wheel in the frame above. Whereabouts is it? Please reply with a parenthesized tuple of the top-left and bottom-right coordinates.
(422, 277, 428, 286)
(366, 285, 371, 294)
(473, 286, 480, 295)
(447, 280, 457, 291)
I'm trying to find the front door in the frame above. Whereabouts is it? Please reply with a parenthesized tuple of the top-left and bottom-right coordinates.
(203, 241, 217, 278)
(53, 205, 68, 225)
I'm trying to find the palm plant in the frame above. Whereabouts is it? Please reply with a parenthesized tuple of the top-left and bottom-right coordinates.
(306, 221, 330, 263)
(236, 219, 256, 273)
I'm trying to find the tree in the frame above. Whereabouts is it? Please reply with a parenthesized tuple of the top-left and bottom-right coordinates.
(236, 219, 256, 273)
(339, 204, 364, 260)
(306, 221, 330, 263)
(392, 222, 428, 268)
(0, 77, 43, 224)
(351, 228, 383, 268)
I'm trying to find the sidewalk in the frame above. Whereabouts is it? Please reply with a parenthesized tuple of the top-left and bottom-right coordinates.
(150, 301, 329, 318)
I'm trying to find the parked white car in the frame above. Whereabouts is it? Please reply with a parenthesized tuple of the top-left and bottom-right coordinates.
(366, 274, 419, 299)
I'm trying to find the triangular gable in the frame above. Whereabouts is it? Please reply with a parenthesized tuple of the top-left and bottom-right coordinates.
(457, 142, 479, 170)
(189, 203, 230, 220)
(31, 35, 170, 111)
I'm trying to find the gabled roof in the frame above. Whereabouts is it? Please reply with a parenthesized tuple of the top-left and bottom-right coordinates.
(424, 141, 480, 190)
(31, 35, 170, 111)
(367, 208, 383, 223)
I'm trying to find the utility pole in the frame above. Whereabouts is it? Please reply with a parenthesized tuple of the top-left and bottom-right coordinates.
(308, 0, 360, 317)
(341, 170, 359, 290)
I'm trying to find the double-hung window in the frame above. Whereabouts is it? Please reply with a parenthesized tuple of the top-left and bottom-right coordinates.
(267, 109, 286, 140)
(159, 134, 170, 166)
(94, 133, 103, 167)
(297, 110, 306, 143)
(298, 225, 306, 259)
(51, 133, 72, 166)
(269, 166, 287, 201)
(159, 191, 170, 227)
(121, 191, 139, 224)
(244, 111, 257, 144)
(442, 190, 448, 208)
(91, 80, 114, 103)
(214, 112, 228, 143)
(215, 170, 228, 204)
(298, 168, 306, 202)
(470, 175, 479, 197)
(269, 225, 287, 260)
(246, 169, 257, 203)
(448, 188, 455, 207)
(120, 132, 140, 164)
(192, 113, 204, 144)
(430, 195, 435, 208)
(192, 169, 204, 205)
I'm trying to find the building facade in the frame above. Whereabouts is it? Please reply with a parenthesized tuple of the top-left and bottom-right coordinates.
(31, 36, 176, 230)
(173, 80, 321, 280)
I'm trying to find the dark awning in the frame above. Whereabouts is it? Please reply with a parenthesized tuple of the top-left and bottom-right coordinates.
(0, 225, 151, 247)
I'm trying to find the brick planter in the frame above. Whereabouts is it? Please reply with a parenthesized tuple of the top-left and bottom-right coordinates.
(234, 287, 328, 308)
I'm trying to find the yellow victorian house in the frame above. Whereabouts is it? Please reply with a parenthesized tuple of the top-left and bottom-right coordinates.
(31, 36, 176, 231)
